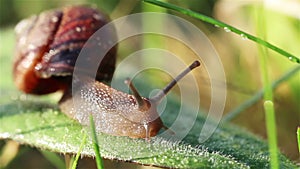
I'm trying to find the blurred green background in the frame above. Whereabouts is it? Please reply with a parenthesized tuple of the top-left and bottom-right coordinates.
(0, 0, 299, 168)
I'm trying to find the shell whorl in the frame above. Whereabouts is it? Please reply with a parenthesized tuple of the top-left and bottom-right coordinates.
(13, 6, 117, 94)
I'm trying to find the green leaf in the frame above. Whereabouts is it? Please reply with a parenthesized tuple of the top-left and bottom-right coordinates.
(0, 95, 296, 168)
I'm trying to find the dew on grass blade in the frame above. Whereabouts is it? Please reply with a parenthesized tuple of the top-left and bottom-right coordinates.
(224, 27, 231, 32)
(240, 34, 248, 40)
(288, 56, 300, 63)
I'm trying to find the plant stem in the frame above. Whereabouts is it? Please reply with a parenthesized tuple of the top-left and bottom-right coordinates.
(0, 141, 19, 168)
(297, 127, 300, 154)
(143, 0, 300, 64)
(71, 132, 87, 169)
(90, 115, 104, 169)
(222, 65, 300, 123)
(256, 5, 279, 169)
(263, 101, 278, 168)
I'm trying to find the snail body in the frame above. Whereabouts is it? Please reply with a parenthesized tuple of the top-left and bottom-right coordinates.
(13, 5, 200, 139)
(59, 79, 164, 138)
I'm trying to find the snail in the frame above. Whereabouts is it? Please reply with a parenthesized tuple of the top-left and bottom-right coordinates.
(13, 5, 201, 139)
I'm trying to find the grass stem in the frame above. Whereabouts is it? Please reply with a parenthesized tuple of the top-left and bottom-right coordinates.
(90, 115, 104, 169)
(71, 132, 87, 169)
(222, 65, 300, 123)
(143, 0, 300, 64)
(297, 127, 300, 154)
(256, 5, 279, 169)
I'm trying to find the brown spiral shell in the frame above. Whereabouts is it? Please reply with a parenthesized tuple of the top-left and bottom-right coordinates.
(13, 6, 117, 94)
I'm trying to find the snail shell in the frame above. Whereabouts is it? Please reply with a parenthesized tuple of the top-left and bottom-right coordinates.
(13, 6, 117, 94)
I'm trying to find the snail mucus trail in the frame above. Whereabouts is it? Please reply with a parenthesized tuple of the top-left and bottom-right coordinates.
(12, 5, 201, 139)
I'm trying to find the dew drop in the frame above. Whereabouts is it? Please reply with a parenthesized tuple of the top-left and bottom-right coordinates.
(18, 37, 26, 45)
(224, 27, 231, 32)
(34, 63, 43, 71)
(35, 64, 52, 78)
(20, 94, 27, 101)
(15, 128, 22, 133)
(49, 49, 56, 55)
(264, 100, 273, 107)
(49, 67, 56, 73)
(240, 34, 248, 40)
(75, 27, 82, 32)
(28, 44, 36, 50)
(39, 72, 51, 79)
(214, 24, 220, 28)
(93, 14, 101, 21)
(53, 111, 59, 115)
(51, 16, 59, 23)
(143, 123, 150, 141)
(288, 56, 299, 63)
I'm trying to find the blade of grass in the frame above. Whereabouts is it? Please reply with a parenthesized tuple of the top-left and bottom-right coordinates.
(71, 132, 87, 169)
(143, 0, 300, 64)
(222, 65, 300, 123)
(90, 115, 104, 169)
(263, 101, 278, 168)
(256, 5, 279, 169)
(0, 141, 19, 168)
(40, 150, 65, 169)
(65, 154, 73, 169)
(297, 127, 300, 154)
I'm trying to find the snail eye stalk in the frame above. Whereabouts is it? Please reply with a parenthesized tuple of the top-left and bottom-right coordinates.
(151, 60, 200, 103)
